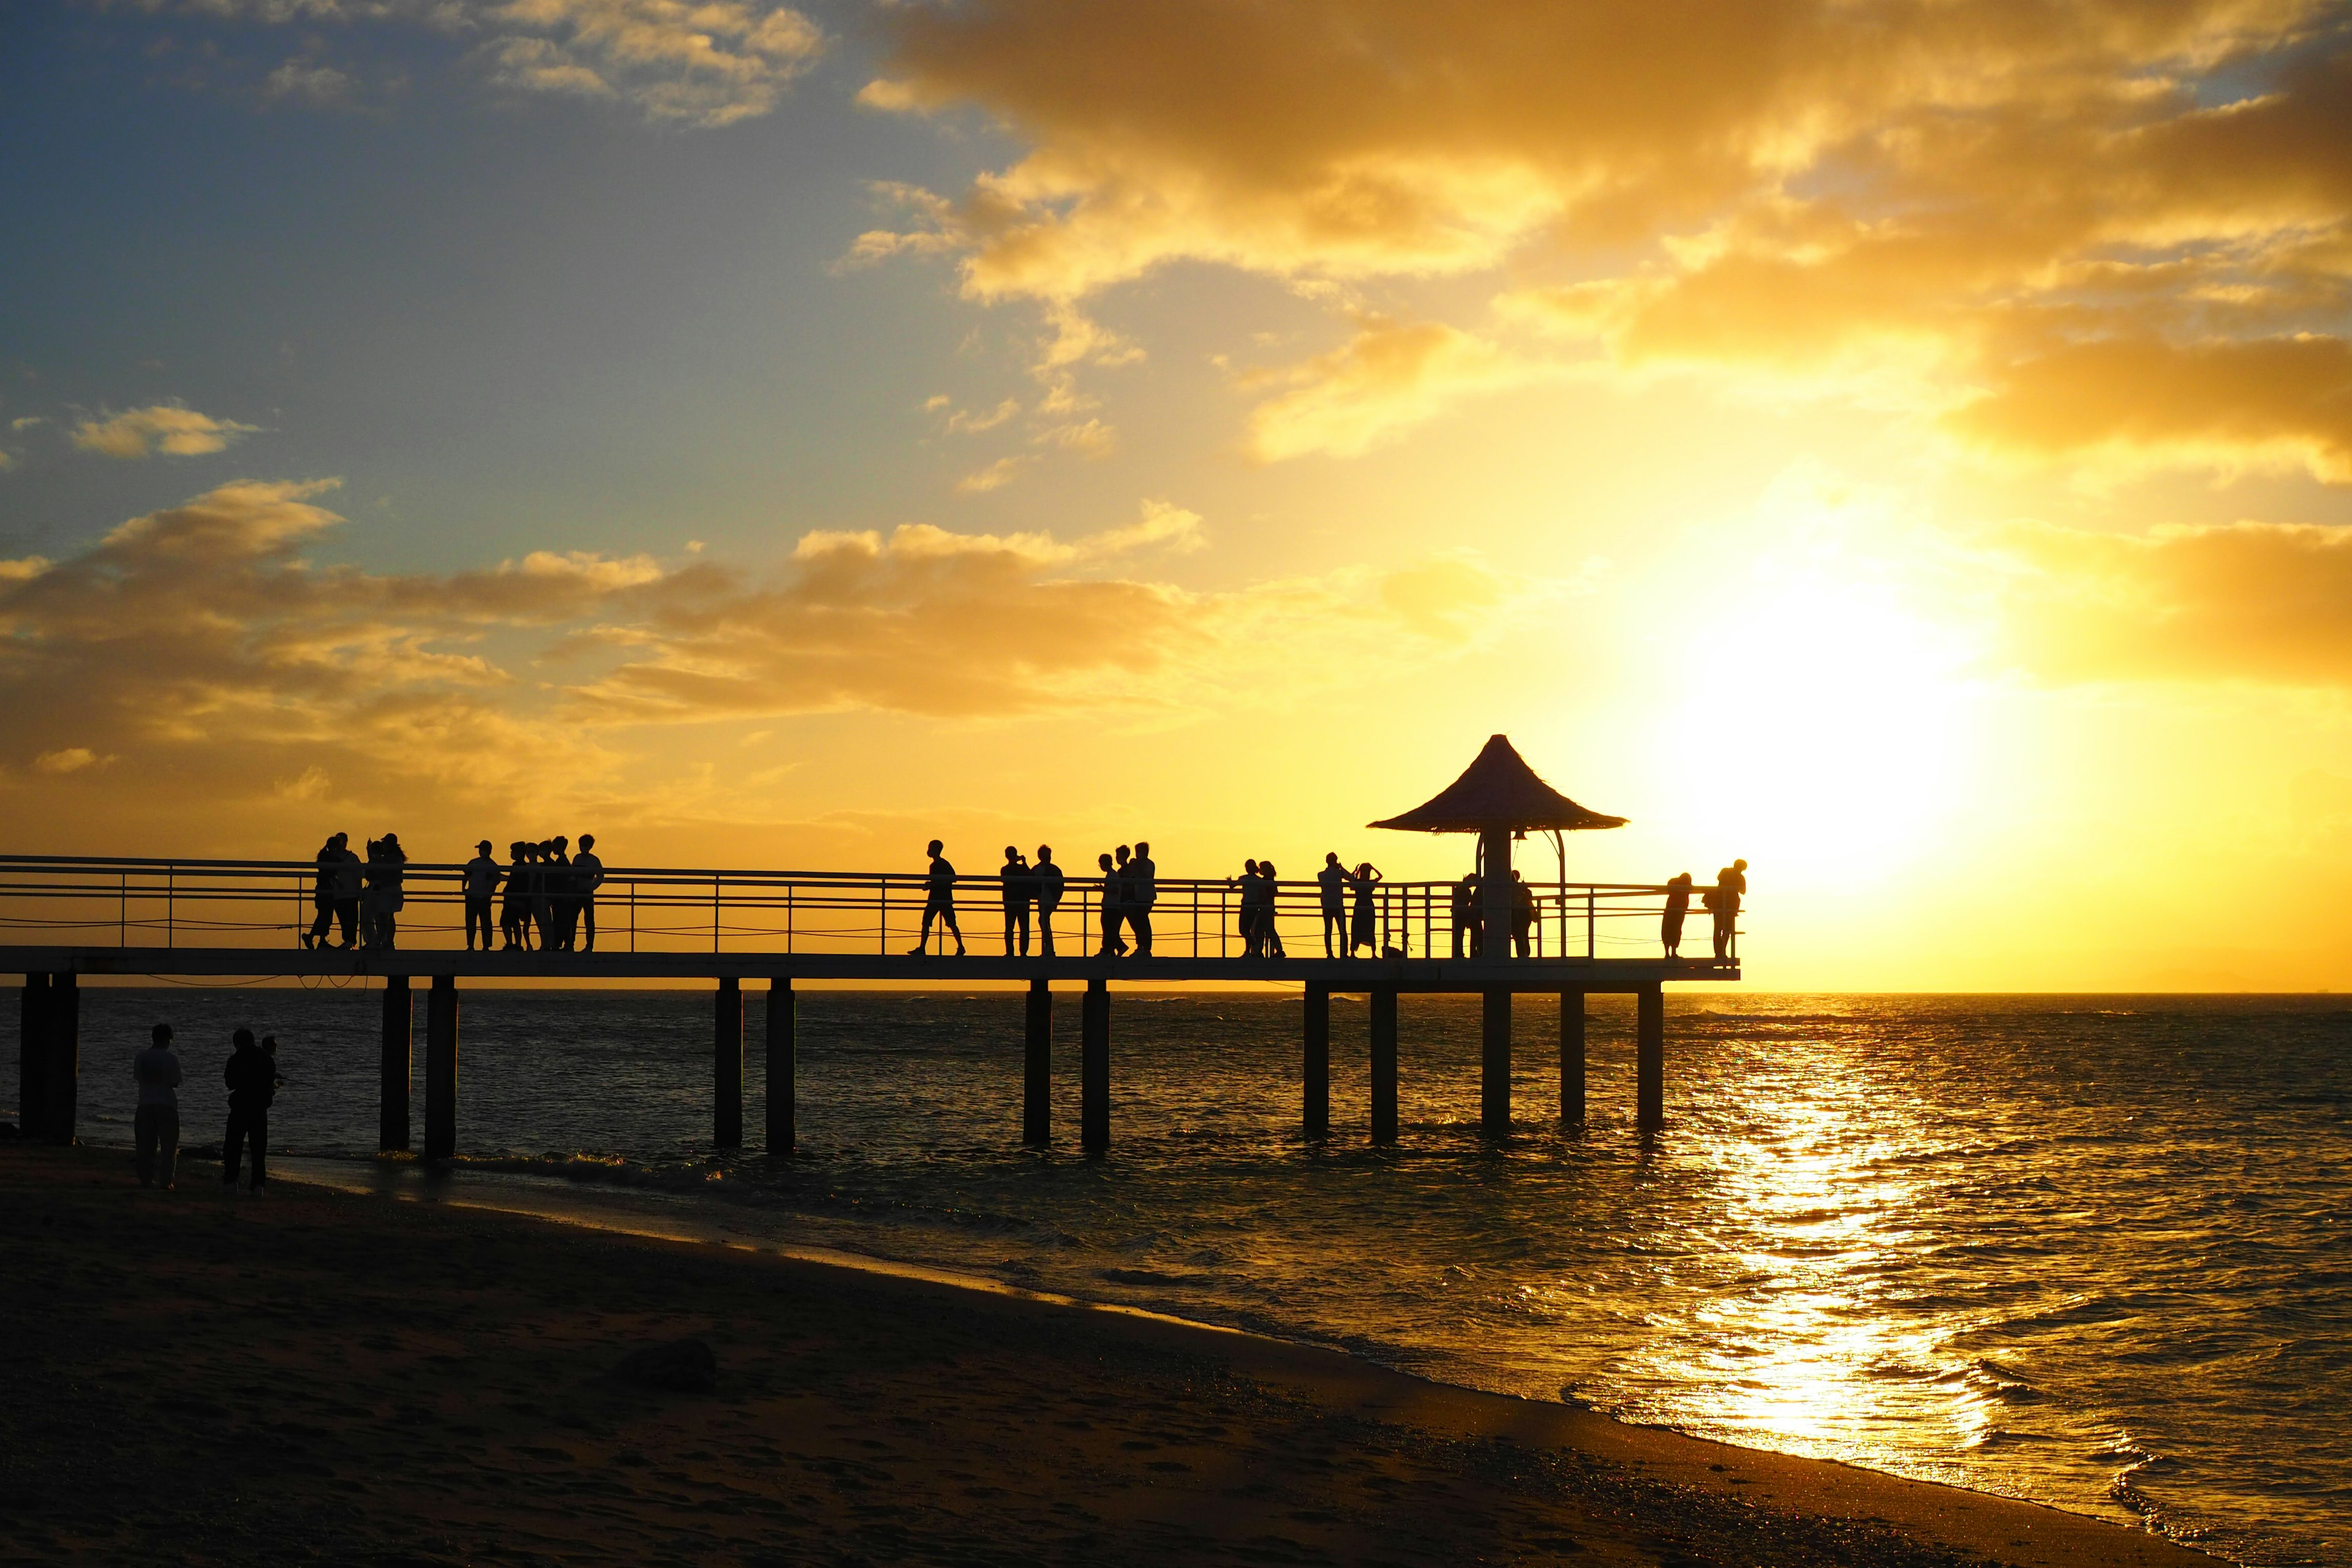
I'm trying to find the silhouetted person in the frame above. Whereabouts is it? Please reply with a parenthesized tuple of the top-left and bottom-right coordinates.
(363, 834, 407, 949)
(1231, 859, 1264, 957)
(462, 839, 501, 951)
(1451, 873, 1482, 959)
(1259, 861, 1287, 957)
(1349, 862, 1384, 956)
(574, 834, 605, 952)
(500, 842, 534, 949)
(1317, 853, 1347, 956)
(303, 834, 350, 949)
(1034, 846, 1063, 957)
(221, 1027, 273, 1193)
(132, 1023, 181, 1189)
(546, 835, 578, 951)
(1662, 872, 1693, 957)
(912, 840, 965, 956)
(1510, 870, 1536, 959)
(1709, 859, 1747, 961)
(1129, 840, 1157, 957)
(1000, 846, 1033, 956)
(1096, 852, 1128, 956)
(529, 842, 556, 948)
(328, 832, 362, 948)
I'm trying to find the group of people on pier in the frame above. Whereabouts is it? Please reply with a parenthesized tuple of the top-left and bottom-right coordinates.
(303, 831, 605, 951)
(913, 840, 1166, 959)
(300, 831, 412, 951)
(1660, 860, 1746, 960)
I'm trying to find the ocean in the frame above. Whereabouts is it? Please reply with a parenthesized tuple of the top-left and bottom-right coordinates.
(31, 986, 2351, 1566)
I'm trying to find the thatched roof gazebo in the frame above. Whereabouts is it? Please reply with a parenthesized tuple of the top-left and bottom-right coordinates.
(1370, 734, 1624, 958)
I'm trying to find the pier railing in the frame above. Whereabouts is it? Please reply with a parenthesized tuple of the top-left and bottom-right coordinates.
(0, 855, 1735, 965)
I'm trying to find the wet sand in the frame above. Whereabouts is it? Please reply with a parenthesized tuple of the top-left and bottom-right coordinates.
(1, 1145, 2214, 1567)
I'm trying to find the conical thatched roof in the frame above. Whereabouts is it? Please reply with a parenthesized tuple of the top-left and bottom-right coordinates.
(1368, 734, 1627, 834)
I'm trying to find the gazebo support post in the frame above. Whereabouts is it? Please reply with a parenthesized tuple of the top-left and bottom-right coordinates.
(1481, 989, 1510, 1137)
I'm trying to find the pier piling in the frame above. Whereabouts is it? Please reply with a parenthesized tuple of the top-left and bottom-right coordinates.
(36, 973, 77, 1144)
(1023, 978, 1051, 1145)
(715, 976, 743, 1148)
(1370, 987, 1398, 1144)
(1560, 990, 1585, 1126)
(1481, 989, 1511, 1137)
(424, 974, 458, 1161)
(379, 975, 410, 1153)
(1303, 982, 1330, 1140)
(1081, 976, 1109, 1153)
(764, 978, 794, 1155)
(17, 972, 49, 1141)
(1636, 982, 1664, 1133)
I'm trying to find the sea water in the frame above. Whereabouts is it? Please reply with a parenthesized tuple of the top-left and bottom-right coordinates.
(34, 986, 2352, 1566)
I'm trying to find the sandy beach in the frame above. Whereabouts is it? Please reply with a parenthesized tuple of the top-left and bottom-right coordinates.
(1, 1145, 2214, 1568)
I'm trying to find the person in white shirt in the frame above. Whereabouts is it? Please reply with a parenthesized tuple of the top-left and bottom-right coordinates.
(132, 1023, 182, 1189)
(573, 834, 606, 952)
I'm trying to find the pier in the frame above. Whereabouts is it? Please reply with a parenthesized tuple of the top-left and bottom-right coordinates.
(5, 739, 1740, 1157)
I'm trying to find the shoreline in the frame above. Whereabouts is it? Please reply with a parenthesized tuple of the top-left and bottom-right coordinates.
(4, 1145, 2216, 1567)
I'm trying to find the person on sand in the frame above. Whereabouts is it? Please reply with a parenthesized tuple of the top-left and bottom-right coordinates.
(1662, 872, 1693, 958)
(910, 840, 965, 956)
(132, 1023, 181, 1189)
(999, 845, 1032, 957)
(1096, 851, 1128, 957)
(1349, 862, 1384, 957)
(1033, 846, 1063, 959)
(461, 839, 502, 951)
(221, 1028, 274, 1193)
(1317, 852, 1348, 957)
(573, 834, 605, 952)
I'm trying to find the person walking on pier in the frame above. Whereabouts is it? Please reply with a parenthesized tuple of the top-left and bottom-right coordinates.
(462, 840, 502, 951)
(362, 834, 407, 950)
(911, 840, 965, 956)
(1708, 859, 1747, 961)
(221, 1027, 274, 1193)
(573, 834, 605, 952)
(1129, 841, 1157, 957)
(1034, 846, 1063, 957)
(1000, 846, 1033, 956)
(1349, 861, 1384, 957)
(1451, 873, 1482, 959)
(1662, 872, 1692, 957)
(303, 834, 353, 950)
(1096, 851, 1128, 956)
(1318, 853, 1347, 956)
(500, 842, 534, 949)
(132, 1023, 181, 1189)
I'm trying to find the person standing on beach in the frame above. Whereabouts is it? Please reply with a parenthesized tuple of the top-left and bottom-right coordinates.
(573, 834, 605, 952)
(1000, 846, 1033, 957)
(1033, 846, 1063, 958)
(1317, 853, 1347, 956)
(911, 840, 965, 956)
(221, 1028, 274, 1193)
(1662, 872, 1692, 957)
(1349, 862, 1384, 957)
(1129, 841, 1157, 958)
(461, 839, 502, 951)
(132, 1023, 181, 1189)
(500, 842, 534, 949)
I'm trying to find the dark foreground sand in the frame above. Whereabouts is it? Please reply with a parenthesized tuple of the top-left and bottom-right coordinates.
(1, 1147, 2214, 1568)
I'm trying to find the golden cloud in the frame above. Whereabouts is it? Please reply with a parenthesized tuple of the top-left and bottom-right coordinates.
(70, 404, 258, 459)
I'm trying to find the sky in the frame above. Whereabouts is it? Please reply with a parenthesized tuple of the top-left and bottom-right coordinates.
(4, 0, 2352, 990)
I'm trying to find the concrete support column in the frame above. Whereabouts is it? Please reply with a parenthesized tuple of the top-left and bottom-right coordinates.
(424, 974, 458, 1161)
(41, 974, 78, 1145)
(1302, 982, 1330, 1139)
(1081, 976, 1109, 1153)
(379, 975, 411, 1153)
(714, 976, 743, 1148)
(764, 978, 794, 1156)
(1369, 987, 1398, 1145)
(17, 973, 50, 1142)
(1023, 978, 1051, 1146)
(1480, 988, 1512, 1137)
(1637, 982, 1664, 1133)
(1560, 990, 1586, 1126)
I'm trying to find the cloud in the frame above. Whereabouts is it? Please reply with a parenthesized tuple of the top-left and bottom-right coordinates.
(70, 404, 258, 459)
(862, 0, 2352, 477)
(34, 748, 104, 775)
(1241, 316, 1539, 461)
(954, 456, 1028, 494)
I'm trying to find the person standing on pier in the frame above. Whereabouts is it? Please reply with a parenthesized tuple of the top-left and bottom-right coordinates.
(363, 834, 407, 949)
(1317, 853, 1348, 956)
(1259, 861, 1288, 957)
(1096, 851, 1128, 956)
(1129, 841, 1157, 957)
(221, 1027, 274, 1193)
(1662, 872, 1692, 957)
(329, 832, 363, 948)
(528, 842, 556, 948)
(132, 1023, 181, 1189)
(462, 840, 502, 951)
(1451, 873, 1482, 958)
(911, 840, 965, 956)
(1349, 861, 1384, 957)
(500, 842, 533, 949)
(1232, 859, 1265, 957)
(546, 836, 578, 951)
(1000, 846, 1033, 956)
(1510, 870, 1537, 959)
(574, 834, 605, 952)
(1709, 859, 1747, 961)
(303, 834, 349, 950)
(1034, 846, 1063, 957)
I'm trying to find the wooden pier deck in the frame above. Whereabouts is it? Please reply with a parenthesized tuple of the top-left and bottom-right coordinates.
(6, 854, 1740, 1158)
